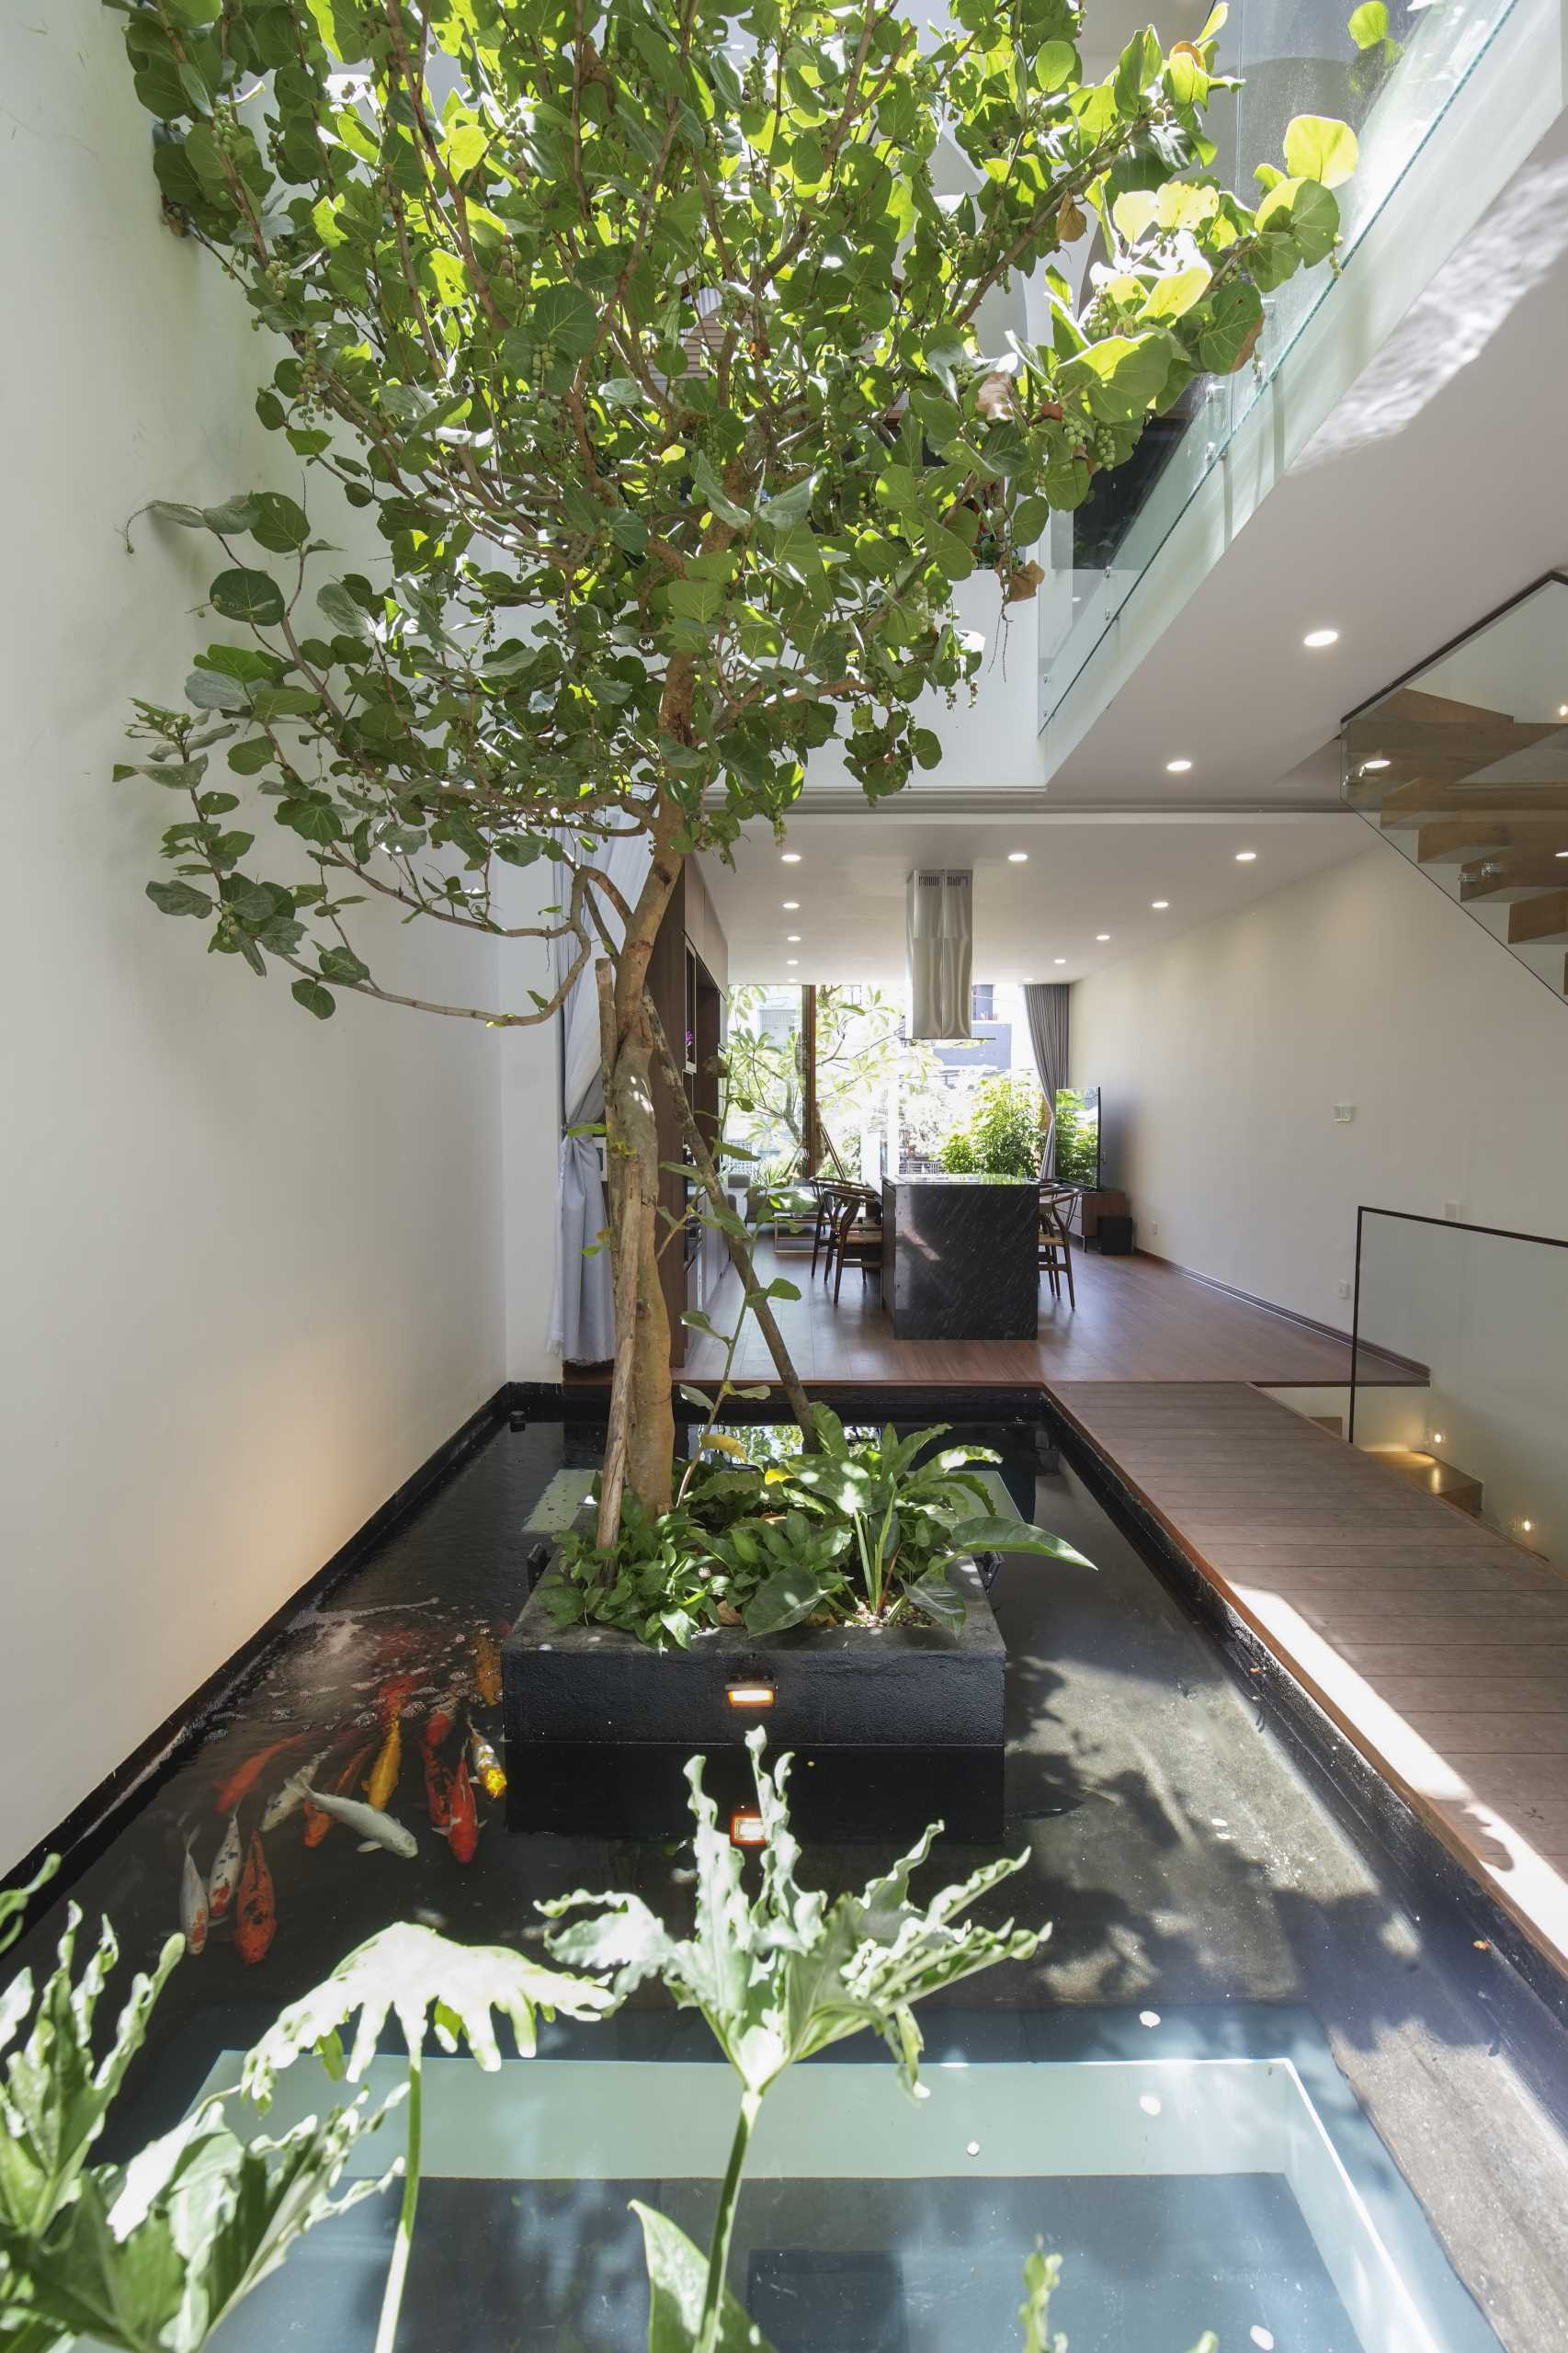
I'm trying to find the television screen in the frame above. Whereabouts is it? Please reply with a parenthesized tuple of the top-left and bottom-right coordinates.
(1051, 1086, 1101, 1188)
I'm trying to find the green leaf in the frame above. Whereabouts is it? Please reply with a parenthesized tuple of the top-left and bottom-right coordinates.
(317, 946, 369, 984)
(1142, 264, 1211, 322)
(209, 568, 285, 627)
(247, 491, 312, 553)
(1192, 278, 1264, 372)
(290, 978, 335, 1019)
(693, 451, 750, 530)
(945, 1516, 1096, 1565)
(242, 1923, 614, 2103)
(318, 580, 375, 640)
(1059, 333, 1172, 422)
(278, 798, 343, 845)
(185, 668, 252, 713)
(756, 476, 814, 531)
(634, 2200, 780, 2352)
(901, 1568, 966, 1631)
(742, 1565, 824, 1636)
(146, 881, 212, 918)
(1347, 0, 1388, 45)
(1282, 113, 1358, 188)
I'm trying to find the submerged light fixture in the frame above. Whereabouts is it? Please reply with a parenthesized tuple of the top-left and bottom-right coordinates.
(726, 1681, 776, 1710)
(730, 1808, 767, 1847)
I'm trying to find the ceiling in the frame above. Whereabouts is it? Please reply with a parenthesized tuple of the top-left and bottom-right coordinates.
(699, 808, 1368, 986)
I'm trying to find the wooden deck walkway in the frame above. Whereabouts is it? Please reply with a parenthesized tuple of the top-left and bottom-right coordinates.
(1048, 1382, 1568, 1984)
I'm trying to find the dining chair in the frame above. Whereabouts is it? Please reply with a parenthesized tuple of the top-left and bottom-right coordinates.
(831, 1187, 884, 1303)
(810, 1179, 845, 1281)
(1039, 1183, 1077, 1310)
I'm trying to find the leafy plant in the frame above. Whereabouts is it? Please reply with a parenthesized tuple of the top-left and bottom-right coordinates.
(1050, 1087, 1098, 1188)
(110, 0, 1354, 1534)
(543, 1729, 1042, 2353)
(940, 1074, 1047, 1178)
(0, 1876, 400, 2353)
(550, 1413, 1092, 1646)
(1017, 2243, 1217, 2353)
(243, 1922, 615, 2353)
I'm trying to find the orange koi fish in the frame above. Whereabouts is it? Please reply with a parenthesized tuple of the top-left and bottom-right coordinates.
(208, 1812, 241, 1920)
(447, 1756, 478, 1863)
(363, 1715, 403, 1812)
(305, 1741, 373, 1847)
(180, 1835, 209, 1955)
(424, 1747, 451, 1833)
(234, 1833, 276, 1966)
(424, 1693, 458, 1754)
(469, 1726, 506, 1802)
(474, 1632, 502, 1707)
(213, 1737, 295, 1816)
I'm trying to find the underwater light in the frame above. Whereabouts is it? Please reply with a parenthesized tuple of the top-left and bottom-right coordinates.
(726, 1682, 776, 1710)
(729, 1809, 767, 1847)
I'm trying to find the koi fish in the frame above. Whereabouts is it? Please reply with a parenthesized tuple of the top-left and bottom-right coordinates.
(208, 1812, 241, 1920)
(474, 1632, 502, 1708)
(214, 1737, 295, 1816)
(447, 1756, 478, 1863)
(363, 1715, 403, 1812)
(424, 1747, 451, 1833)
(260, 1748, 328, 1834)
(234, 1833, 276, 1966)
(304, 1740, 371, 1847)
(180, 1835, 209, 1955)
(469, 1726, 506, 1802)
(424, 1693, 458, 1754)
(301, 1787, 417, 1859)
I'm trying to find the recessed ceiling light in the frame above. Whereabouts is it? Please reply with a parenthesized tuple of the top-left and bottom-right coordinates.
(1151, 899, 1169, 909)
(1007, 851, 1028, 863)
(1235, 849, 1257, 863)
(787, 958, 799, 966)
(1053, 957, 1066, 965)
(1361, 757, 1390, 771)
(1302, 627, 1339, 649)
(1559, 703, 1568, 718)
(1096, 932, 1110, 941)
(786, 933, 801, 941)
(1557, 850, 1568, 859)
(782, 899, 800, 909)
(780, 851, 801, 863)
(1165, 757, 1192, 774)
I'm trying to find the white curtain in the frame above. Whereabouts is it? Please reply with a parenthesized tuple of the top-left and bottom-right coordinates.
(906, 870, 972, 1040)
(548, 832, 653, 1361)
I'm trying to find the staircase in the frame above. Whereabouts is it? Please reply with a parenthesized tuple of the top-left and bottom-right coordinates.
(1344, 580, 1568, 1000)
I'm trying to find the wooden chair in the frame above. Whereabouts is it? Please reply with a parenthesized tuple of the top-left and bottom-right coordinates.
(831, 1187, 884, 1303)
(1039, 1183, 1077, 1310)
(810, 1180, 846, 1280)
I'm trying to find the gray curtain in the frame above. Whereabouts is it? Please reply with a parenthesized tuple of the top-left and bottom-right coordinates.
(1025, 983, 1070, 1176)
(548, 833, 652, 1361)
(906, 870, 972, 1039)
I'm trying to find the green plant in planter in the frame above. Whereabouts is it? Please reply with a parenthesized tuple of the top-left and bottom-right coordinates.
(543, 1729, 1043, 2353)
(744, 1413, 1092, 1633)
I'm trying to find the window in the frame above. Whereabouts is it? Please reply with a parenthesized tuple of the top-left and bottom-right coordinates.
(971, 983, 994, 1020)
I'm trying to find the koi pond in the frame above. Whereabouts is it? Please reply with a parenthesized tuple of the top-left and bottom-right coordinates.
(12, 1413, 1568, 2350)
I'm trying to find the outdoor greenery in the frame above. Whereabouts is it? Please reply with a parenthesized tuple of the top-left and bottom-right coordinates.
(939, 1071, 1047, 1176)
(111, 0, 1355, 1530)
(723, 983, 938, 1178)
(550, 1408, 1092, 1644)
(1051, 1086, 1098, 1186)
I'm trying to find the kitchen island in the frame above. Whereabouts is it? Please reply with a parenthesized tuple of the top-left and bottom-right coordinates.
(881, 1174, 1040, 1341)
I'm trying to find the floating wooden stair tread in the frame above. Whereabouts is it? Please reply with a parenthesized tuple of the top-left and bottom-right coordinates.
(1373, 782, 1568, 826)
(1459, 850, 1568, 901)
(1369, 1448, 1484, 1518)
(1415, 818, 1568, 865)
(1508, 892, 1568, 945)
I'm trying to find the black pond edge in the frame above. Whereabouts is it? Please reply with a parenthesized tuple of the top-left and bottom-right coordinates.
(1041, 1394, 1568, 2133)
(510, 1377, 1052, 1428)
(3, 1385, 515, 1941)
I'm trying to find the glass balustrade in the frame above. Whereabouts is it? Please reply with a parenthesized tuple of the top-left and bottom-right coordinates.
(1038, 0, 1519, 725)
(1343, 573, 1568, 1004)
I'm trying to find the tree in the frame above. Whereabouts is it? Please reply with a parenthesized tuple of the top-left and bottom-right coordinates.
(723, 983, 937, 1176)
(112, 0, 1353, 1532)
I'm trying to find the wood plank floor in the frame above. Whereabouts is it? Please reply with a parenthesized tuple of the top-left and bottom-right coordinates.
(677, 1240, 1415, 1387)
(1050, 1381, 1568, 1982)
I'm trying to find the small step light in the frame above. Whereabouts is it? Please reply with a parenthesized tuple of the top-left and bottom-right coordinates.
(729, 1809, 767, 1847)
(726, 1681, 776, 1710)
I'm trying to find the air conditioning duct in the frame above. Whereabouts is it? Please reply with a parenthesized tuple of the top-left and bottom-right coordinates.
(906, 869, 972, 1039)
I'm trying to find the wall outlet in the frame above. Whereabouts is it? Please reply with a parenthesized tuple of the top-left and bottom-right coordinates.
(1149, 1218, 1160, 1238)
(1337, 1279, 1351, 1301)
(1443, 1199, 1462, 1221)
(1333, 1103, 1356, 1124)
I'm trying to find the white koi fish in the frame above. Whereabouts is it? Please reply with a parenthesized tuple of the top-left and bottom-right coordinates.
(208, 1811, 242, 1921)
(260, 1748, 328, 1834)
(180, 1835, 210, 1954)
(301, 1786, 417, 1859)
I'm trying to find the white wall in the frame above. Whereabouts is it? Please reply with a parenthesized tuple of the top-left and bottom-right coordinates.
(0, 8, 540, 1870)
(1070, 845, 1568, 1336)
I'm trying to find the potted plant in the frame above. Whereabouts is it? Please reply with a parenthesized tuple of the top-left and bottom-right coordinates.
(108, 0, 1356, 1568)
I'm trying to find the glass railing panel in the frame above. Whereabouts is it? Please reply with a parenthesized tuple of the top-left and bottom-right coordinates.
(1350, 1207, 1568, 1563)
(1342, 574, 1568, 1007)
(1039, 0, 1520, 728)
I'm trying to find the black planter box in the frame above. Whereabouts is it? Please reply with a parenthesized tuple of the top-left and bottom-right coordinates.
(502, 1557, 1006, 1842)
